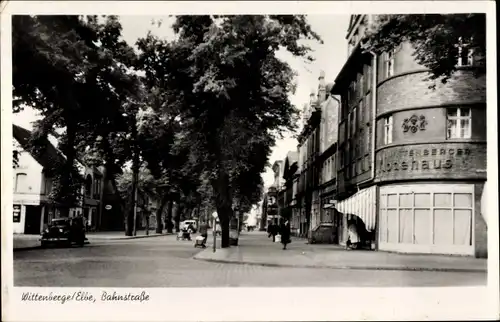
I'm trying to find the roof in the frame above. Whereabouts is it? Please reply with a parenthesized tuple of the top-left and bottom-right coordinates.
(13, 124, 66, 170)
(13, 124, 101, 176)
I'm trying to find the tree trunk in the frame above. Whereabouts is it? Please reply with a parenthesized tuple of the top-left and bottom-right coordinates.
(212, 169, 232, 248)
(125, 187, 134, 236)
(155, 193, 169, 234)
(126, 122, 140, 237)
(165, 199, 174, 233)
(174, 205, 183, 232)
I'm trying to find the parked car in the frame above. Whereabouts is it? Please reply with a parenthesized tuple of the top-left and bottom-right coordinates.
(40, 217, 87, 247)
(180, 220, 197, 233)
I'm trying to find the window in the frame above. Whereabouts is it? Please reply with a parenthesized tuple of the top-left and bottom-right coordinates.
(365, 126, 370, 154)
(347, 113, 351, 139)
(352, 107, 357, 135)
(15, 173, 28, 193)
(366, 65, 372, 91)
(385, 50, 395, 78)
(447, 108, 471, 139)
(331, 155, 336, 176)
(457, 37, 474, 67)
(457, 46, 473, 67)
(383, 115, 393, 144)
(358, 100, 364, 127)
(85, 175, 92, 198)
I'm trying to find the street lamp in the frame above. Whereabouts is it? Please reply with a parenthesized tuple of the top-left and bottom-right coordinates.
(211, 211, 218, 253)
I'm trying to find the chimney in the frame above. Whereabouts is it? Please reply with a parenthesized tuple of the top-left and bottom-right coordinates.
(318, 71, 326, 103)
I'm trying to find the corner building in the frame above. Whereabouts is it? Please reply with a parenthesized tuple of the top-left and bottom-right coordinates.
(333, 15, 487, 257)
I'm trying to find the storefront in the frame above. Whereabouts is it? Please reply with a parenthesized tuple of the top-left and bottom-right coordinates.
(13, 197, 43, 234)
(378, 183, 475, 256)
(336, 186, 377, 247)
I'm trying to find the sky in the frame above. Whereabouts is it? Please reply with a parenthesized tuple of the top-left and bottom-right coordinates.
(13, 14, 349, 192)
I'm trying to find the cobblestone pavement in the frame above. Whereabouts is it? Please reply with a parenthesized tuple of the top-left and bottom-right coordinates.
(13, 234, 486, 287)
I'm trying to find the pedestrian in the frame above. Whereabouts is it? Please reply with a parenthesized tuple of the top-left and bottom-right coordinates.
(199, 220, 208, 245)
(280, 219, 291, 250)
(346, 220, 360, 250)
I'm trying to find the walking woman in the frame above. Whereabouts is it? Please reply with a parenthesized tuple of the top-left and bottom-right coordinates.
(280, 219, 291, 250)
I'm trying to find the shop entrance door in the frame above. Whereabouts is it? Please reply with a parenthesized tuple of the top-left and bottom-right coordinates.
(24, 205, 42, 234)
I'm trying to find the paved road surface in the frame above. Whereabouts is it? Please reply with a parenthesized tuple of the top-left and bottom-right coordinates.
(14, 234, 486, 287)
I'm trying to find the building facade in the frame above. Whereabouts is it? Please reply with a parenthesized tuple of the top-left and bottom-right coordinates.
(283, 151, 299, 235)
(296, 93, 322, 238)
(332, 15, 487, 257)
(13, 124, 103, 234)
(316, 74, 341, 242)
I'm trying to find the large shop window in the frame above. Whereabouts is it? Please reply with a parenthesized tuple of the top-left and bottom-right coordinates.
(383, 115, 393, 144)
(379, 185, 474, 255)
(447, 107, 471, 139)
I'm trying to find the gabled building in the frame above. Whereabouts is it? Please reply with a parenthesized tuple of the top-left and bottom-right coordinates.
(13, 124, 103, 234)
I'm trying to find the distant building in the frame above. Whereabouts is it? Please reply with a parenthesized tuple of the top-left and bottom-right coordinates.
(283, 150, 299, 236)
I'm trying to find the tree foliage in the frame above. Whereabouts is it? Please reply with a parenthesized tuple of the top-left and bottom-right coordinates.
(136, 15, 321, 247)
(362, 14, 486, 84)
(13, 15, 143, 220)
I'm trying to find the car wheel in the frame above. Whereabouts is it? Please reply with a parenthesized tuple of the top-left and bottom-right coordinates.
(41, 241, 47, 248)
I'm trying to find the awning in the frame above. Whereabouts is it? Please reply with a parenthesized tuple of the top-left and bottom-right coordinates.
(336, 186, 376, 231)
(480, 181, 487, 227)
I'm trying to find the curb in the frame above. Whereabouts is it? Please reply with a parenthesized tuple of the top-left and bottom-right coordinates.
(86, 233, 174, 241)
(13, 246, 41, 252)
(14, 233, 173, 250)
(192, 257, 487, 273)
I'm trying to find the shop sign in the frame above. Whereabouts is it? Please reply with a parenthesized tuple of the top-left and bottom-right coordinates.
(376, 144, 486, 180)
(13, 205, 21, 223)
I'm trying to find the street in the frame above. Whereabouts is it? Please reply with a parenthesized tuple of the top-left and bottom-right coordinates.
(14, 233, 486, 287)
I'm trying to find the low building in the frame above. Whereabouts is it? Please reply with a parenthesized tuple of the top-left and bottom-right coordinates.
(13, 124, 102, 234)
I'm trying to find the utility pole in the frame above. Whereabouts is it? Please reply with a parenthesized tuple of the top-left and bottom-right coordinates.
(131, 115, 139, 237)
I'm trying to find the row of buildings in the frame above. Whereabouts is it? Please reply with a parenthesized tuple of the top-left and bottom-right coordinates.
(262, 15, 488, 258)
(12, 124, 158, 235)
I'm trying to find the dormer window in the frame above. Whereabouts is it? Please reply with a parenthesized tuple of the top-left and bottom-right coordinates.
(457, 45, 473, 67)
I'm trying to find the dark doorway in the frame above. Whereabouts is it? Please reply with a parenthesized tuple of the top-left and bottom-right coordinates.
(24, 205, 42, 234)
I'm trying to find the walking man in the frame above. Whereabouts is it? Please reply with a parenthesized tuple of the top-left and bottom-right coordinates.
(280, 219, 291, 250)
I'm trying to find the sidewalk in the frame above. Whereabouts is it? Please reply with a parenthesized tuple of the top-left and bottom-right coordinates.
(194, 231, 487, 273)
(13, 230, 173, 250)
(86, 230, 173, 240)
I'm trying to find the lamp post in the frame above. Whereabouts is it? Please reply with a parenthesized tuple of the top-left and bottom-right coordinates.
(212, 211, 218, 253)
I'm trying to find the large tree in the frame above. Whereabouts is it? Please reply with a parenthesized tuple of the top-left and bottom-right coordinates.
(136, 15, 321, 247)
(13, 15, 144, 229)
(362, 14, 486, 84)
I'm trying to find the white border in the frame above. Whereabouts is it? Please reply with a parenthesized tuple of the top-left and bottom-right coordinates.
(2, 1, 498, 321)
